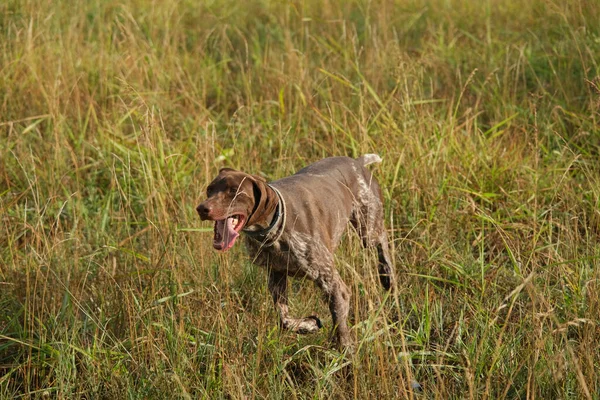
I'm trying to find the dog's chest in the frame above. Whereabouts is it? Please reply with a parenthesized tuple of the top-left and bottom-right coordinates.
(244, 232, 333, 278)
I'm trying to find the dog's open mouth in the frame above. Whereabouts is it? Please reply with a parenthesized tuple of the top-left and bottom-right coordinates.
(213, 214, 246, 251)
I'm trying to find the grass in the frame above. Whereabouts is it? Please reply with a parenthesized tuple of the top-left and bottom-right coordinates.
(1, 0, 599, 397)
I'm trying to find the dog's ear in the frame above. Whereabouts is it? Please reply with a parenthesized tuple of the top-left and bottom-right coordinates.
(250, 173, 267, 183)
(218, 167, 237, 174)
(246, 174, 277, 227)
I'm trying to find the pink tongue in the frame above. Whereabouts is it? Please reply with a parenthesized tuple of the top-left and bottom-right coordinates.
(215, 217, 239, 251)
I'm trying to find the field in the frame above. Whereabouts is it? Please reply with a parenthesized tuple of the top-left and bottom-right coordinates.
(1, 0, 599, 398)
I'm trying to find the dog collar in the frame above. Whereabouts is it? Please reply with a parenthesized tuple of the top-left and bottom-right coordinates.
(243, 184, 286, 246)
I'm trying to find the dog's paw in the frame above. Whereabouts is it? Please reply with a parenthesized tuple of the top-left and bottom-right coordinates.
(307, 315, 323, 329)
(291, 316, 322, 334)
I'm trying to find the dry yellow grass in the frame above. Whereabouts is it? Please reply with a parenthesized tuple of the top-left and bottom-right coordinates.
(1, 0, 599, 398)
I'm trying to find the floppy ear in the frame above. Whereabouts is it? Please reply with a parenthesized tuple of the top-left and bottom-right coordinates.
(245, 174, 277, 227)
(250, 173, 266, 183)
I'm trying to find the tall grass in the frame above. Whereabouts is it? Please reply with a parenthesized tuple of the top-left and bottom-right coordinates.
(1, 0, 599, 397)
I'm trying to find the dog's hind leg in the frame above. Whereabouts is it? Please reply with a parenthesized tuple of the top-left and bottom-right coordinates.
(315, 266, 352, 348)
(351, 176, 395, 291)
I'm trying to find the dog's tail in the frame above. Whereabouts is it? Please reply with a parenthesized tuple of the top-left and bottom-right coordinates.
(357, 153, 382, 166)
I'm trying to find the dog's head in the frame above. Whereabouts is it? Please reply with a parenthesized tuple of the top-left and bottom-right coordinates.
(196, 168, 274, 251)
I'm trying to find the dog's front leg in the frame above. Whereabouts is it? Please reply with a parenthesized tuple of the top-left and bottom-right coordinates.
(268, 270, 322, 334)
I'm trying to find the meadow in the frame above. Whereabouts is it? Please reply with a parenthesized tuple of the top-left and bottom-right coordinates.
(1, 0, 599, 398)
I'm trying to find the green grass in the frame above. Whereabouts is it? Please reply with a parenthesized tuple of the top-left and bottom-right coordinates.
(1, 0, 599, 398)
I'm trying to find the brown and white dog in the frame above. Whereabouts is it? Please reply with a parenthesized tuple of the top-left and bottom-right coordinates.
(197, 155, 394, 347)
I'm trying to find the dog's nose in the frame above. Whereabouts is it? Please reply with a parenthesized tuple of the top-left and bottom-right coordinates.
(196, 203, 211, 219)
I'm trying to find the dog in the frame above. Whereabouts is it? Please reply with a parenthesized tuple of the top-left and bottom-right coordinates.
(197, 155, 394, 347)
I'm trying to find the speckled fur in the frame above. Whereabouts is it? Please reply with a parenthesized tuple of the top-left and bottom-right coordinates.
(242, 155, 394, 348)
